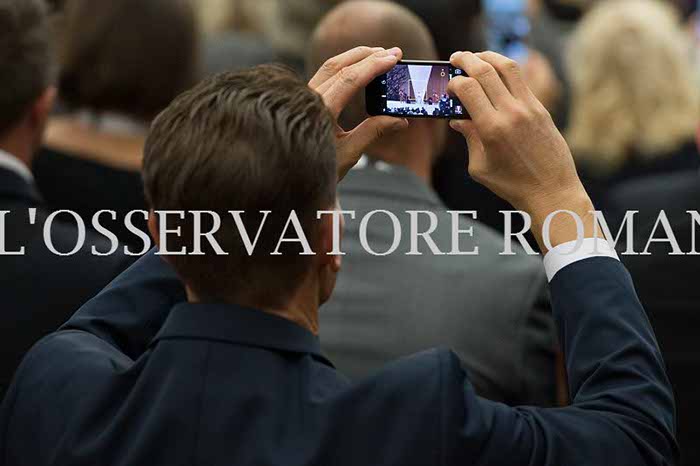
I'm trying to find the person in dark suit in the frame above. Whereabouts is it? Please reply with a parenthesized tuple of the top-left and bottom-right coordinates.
(1, 48, 677, 465)
(307, 2, 556, 406)
(33, 0, 199, 248)
(607, 169, 700, 466)
(0, 0, 133, 397)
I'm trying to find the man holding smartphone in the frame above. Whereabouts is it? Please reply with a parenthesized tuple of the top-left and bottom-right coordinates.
(1, 46, 677, 466)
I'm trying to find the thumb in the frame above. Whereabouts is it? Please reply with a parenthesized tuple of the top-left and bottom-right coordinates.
(450, 119, 484, 157)
(450, 119, 487, 175)
(344, 116, 409, 156)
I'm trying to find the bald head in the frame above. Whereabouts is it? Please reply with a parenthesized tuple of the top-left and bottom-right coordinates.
(308, 0, 438, 129)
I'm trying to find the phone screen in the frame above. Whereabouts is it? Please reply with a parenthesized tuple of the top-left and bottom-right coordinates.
(366, 61, 468, 119)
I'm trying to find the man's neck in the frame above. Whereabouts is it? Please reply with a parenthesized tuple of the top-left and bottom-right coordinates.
(266, 304, 320, 335)
(366, 132, 434, 185)
(0, 136, 33, 169)
(261, 278, 321, 334)
(187, 285, 321, 335)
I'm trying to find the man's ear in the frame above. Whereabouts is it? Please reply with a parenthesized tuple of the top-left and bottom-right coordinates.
(318, 207, 343, 273)
(30, 86, 57, 135)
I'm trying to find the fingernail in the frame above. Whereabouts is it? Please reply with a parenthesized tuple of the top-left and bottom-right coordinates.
(387, 47, 401, 57)
(451, 51, 463, 60)
(449, 120, 461, 130)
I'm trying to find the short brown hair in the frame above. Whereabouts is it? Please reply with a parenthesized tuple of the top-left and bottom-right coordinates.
(57, 0, 199, 121)
(0, 0, 52, 135)
(143, 66, 337, 308)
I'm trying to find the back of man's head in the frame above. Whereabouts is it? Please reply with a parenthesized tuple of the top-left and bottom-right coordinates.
(143, 66, 337, 309)
(0, 0, 52, 137)
(308, 0, 438, 131)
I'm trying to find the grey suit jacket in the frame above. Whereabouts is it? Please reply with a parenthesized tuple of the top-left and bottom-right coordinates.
(320, 161, 556, 406)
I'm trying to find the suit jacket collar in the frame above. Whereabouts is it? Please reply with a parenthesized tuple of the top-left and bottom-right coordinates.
(341, 158, 444, 209)
(0, 167, 42, 204)
(153, 302, 333, 366)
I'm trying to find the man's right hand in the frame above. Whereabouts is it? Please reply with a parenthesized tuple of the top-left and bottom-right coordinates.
(447, 51, 597, 252)
(308, 46, 409, 181)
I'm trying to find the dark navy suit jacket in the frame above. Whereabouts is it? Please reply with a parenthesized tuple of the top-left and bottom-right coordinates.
(0, 251, 678, 465)
(0, 167, 132, 397)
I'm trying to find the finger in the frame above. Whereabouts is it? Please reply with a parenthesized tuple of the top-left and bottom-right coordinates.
(447, 76, 494, 124)
(308, 46, 385, 90)
(340, 116, 408, 168)
(451, 51, 513, 108)
(322, 48, 403, 119)
(476, 51, 532, 100)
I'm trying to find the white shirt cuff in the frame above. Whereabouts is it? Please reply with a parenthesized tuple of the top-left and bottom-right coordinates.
(543, 237, 620, 282)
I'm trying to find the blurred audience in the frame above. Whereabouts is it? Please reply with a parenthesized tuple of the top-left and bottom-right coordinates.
(609, 170, 700, 466)
(197, 0, 280, 76)
(0, 0, 132, 397)
(529, 0, 598, 128)
(203, 32, 278, 77)
(308, 1, 556, 405)
(33, 0, 199, 247)
(198, 0, 341, 73)
(586, 3, 700, 464)
(272, 0, 343, 70)
(566, 0, 700, 210)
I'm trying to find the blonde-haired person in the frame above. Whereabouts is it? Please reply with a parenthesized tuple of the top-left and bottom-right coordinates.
(566, 0, 700, 207)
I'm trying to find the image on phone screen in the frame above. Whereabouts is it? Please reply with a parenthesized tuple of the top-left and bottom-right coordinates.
(366, 61, 468, 119)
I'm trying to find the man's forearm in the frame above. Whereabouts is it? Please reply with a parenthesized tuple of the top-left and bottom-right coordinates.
(551, 257, 677, 462)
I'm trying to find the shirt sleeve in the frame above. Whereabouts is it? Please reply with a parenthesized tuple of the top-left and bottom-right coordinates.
(543, 237, 620, 282)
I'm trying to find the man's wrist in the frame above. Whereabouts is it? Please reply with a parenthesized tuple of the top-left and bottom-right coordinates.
(524, 186, 600, 253)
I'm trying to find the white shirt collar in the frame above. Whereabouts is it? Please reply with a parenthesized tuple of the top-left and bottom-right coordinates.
(0, 149, 33, 183)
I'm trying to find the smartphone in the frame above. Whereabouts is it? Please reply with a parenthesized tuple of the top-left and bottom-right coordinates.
(483, 0, 530, 62)
(365, 60, 469, 119)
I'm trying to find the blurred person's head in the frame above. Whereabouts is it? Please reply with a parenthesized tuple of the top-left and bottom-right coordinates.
(671, 0, 698, 19)
(567, 0, 700, 173)
(308, 0, 446, 182)
(197, 0, 276, 36)
(57, 0, 199, 122)
(143, 66, 340, 317)
(272, 0, 343, 63)
(393, 0, 486, 59)
(0, 0, 55, 165)
(541, 0, 598, 22)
